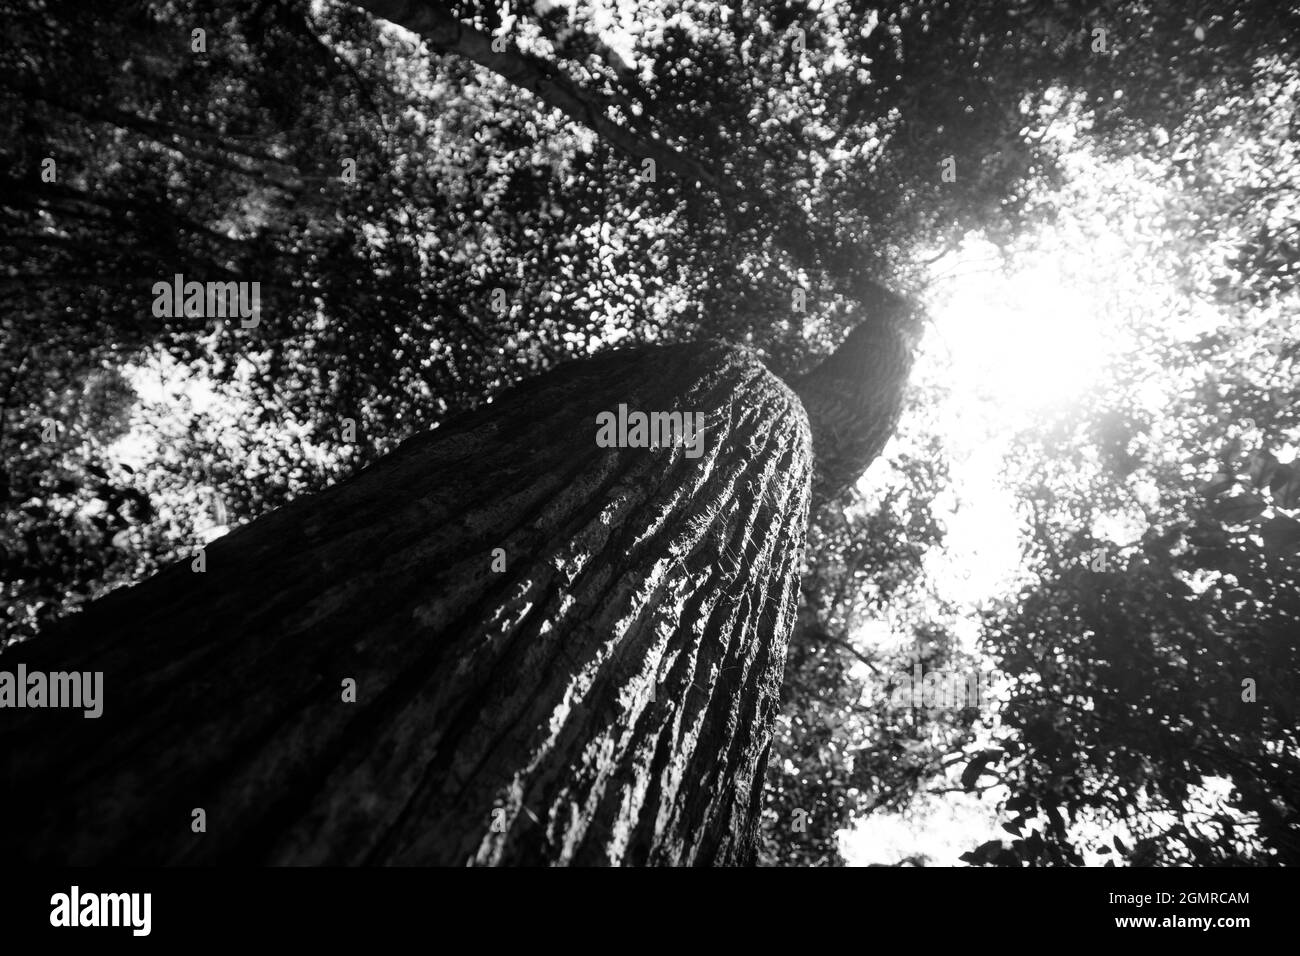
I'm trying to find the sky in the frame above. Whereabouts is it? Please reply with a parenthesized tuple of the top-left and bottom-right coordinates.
(840, 242, 1124, 863)
(834, 137, 1264, 863)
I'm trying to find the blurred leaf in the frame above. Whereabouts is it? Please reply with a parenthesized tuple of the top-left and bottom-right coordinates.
(1270, 464, 1300, 509)
(959, 839, 1005, 866)
(1213, 493, 1266, 524)
(1247, 450, 1278, 488)
(1260, 515, 1300, 556)
(961, 750, 1001, 790)
(1199, 472, 1235, 497)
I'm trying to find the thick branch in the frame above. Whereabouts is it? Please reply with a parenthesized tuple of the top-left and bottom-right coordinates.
(794, 299, 919, 503)
(349, 0, 907, 314)
(354, 0, 720, 189)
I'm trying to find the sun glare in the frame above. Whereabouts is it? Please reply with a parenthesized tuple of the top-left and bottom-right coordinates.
(928, 253, 1116, 418)
(853, 232, 1151, 649)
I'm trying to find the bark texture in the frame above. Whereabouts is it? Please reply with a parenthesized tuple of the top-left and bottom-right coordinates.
(794, 296, 918, 504)
(0, 341, 811, 866)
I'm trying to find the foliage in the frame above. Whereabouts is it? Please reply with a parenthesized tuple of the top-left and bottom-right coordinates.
(3, 0, 1297, 864)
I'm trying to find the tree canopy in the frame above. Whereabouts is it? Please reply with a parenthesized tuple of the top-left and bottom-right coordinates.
(3, 0, 1297, 865)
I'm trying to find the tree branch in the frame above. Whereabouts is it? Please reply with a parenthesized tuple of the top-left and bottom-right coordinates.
(353, 0, 721, 189)
(349, 0, 913, 318)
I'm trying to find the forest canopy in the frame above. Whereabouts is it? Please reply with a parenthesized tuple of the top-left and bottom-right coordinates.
(3, 0, 1297, 865)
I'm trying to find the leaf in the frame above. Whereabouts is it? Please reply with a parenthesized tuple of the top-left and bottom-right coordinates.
(1260, 515, 1300, 556)
(961, 839, 1005, 866)
(1270, 464, 1300, 509)
(1005, 793, 1033, 813)
(1198, 472, 1235, 497)
(1247, 450, 1278, 489)
(992, 847, 1021, 866)
(1113, 834, 1127, 853)
(1213, 493, 1266, 524)
(960, 749, 1002, 790)
(1220, 436, 1242, 467)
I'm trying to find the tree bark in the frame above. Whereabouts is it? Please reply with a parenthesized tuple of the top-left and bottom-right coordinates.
(0, 340, 812, 865)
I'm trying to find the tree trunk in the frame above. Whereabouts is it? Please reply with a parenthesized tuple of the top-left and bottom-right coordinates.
(0, 340, 812, 865)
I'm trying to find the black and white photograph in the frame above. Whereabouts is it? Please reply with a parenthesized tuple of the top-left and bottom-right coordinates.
(0, 0, 1295, 938)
